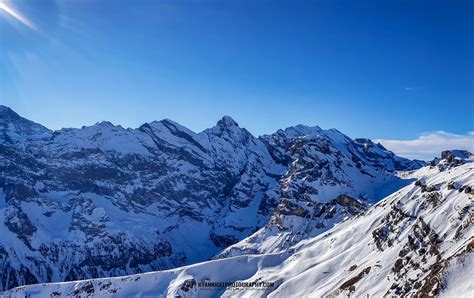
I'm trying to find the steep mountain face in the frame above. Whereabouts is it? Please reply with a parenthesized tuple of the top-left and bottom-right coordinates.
(0, 106, 50, 142)
(0, 105, 421, 291)
(4, 157, 470, 297)
(218, 126, 423, 257)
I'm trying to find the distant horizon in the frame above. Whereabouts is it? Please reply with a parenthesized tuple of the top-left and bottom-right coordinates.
(1, 0, 473, 161)
(2, 104, 472, 161)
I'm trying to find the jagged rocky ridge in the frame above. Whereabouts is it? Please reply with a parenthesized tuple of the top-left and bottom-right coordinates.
(0, 105, 422, 291)
(2, 153, 472, 297)
(218, 127, 424, 257)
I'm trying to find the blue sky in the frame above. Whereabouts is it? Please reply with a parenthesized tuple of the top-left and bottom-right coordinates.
(0, 0, 473, 159)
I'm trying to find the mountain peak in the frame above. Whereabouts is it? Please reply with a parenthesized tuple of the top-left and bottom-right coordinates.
(94, 121, 116, 128)
(0, 105, 50, 141)
(441, 149, 472, 160)
(0, 105, 11, 111)
(279, 124, 323, 138)
(217, 116, 239, 128)
(0, 105, 20, 118)
(429, 149, 473, 170)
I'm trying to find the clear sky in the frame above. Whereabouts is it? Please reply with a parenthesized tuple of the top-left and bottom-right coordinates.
(0, 0, 473, 159)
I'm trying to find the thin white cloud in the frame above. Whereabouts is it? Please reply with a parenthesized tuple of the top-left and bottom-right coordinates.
(375, 131, 474, 161)
(404, 86, 423, 92)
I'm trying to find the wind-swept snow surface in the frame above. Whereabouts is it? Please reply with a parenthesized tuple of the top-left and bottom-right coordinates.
(3, 162, 472, 297)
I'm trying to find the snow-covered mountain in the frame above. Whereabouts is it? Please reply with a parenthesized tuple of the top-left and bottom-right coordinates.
(0, 105, 423, 291)
(2, 153, 472, 297)
(217, 127, 424, 258)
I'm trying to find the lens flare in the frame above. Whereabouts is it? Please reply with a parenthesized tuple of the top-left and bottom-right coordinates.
(0, 0, 37, 31)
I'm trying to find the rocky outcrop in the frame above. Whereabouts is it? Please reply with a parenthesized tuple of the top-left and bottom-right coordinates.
(430, 150, 473, 171)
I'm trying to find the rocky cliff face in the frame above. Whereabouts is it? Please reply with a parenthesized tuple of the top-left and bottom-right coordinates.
(0, 105, 421, 291)
(217, 126, 424, 257)
(3, 154, 471, 298)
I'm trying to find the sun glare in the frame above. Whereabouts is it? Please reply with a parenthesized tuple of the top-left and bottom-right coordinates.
(0, 0, 37, 31)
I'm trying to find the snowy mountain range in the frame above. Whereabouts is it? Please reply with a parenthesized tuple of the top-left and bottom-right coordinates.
(1, 105, 471, 297)
(2, 147, 472, 297)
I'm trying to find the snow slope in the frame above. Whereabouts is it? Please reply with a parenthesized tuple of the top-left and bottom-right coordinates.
(0, 105, 423, 291)
(3, 161, 472, 297)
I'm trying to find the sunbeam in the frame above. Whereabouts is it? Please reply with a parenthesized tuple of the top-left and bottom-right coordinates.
(0, 0, 37, 31)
